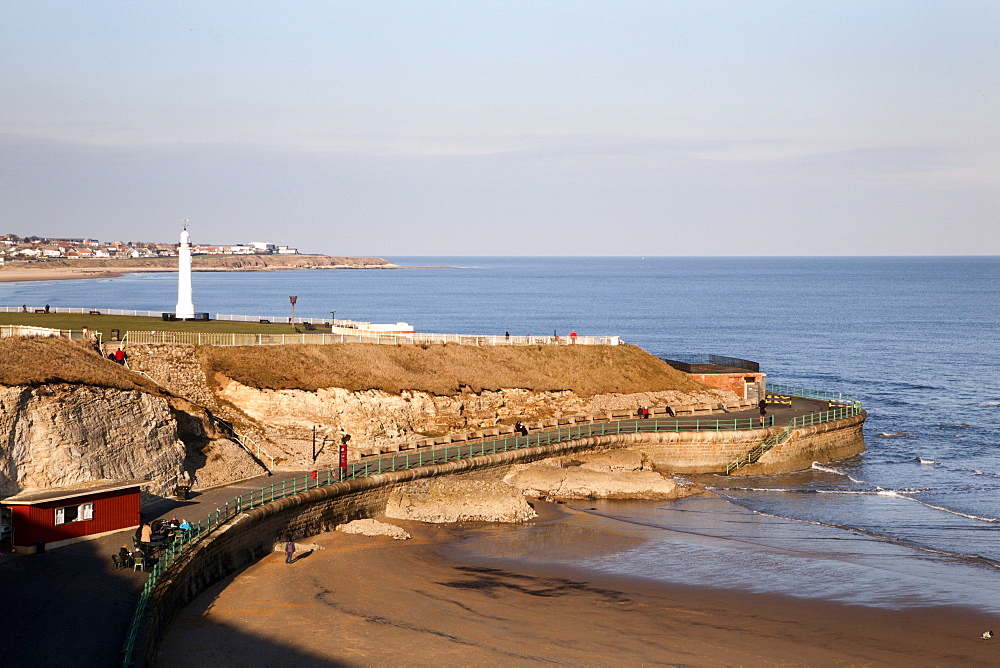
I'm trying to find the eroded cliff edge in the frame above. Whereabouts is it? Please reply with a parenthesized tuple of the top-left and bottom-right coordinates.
(128, 342, 736, 469)
(0, 337, 263, 498)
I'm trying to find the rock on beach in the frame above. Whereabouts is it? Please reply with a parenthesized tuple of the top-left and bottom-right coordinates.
(385, 477, 537, 523)
(336, 518, 411, 540)
(504, 449, 706, 500)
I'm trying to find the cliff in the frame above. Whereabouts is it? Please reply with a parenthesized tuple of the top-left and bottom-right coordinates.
(126, 343, 732, 468)
(0, 338, 265, 498)
(0, 338, 734, 500)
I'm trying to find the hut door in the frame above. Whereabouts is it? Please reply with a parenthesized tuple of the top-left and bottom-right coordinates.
(744, 378, 759, 402)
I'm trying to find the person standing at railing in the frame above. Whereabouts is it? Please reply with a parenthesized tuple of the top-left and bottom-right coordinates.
(758, 398, 768, 425)
(569, 330, 578, 343)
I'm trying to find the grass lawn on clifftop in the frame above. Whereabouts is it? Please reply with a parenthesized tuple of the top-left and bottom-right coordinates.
(0, 312, 306, 339)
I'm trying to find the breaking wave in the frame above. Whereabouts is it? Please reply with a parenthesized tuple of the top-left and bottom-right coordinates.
(810, 462, 864, 484)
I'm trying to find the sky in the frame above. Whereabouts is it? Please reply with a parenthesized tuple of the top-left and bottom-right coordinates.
(2, 0, 998, 256)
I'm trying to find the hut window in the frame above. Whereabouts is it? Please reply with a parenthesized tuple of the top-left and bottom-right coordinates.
(54, 502, 94, 525)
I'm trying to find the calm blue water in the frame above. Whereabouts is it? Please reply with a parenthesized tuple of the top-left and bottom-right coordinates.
(4, 256, 1000, 611)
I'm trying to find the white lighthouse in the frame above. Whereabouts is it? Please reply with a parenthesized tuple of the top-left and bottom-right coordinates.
(175, 226, 195, 320)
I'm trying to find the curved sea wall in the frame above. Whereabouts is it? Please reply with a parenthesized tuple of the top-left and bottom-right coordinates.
(126, 412, 865, 664)
(632, 411, 867, 474)
(739, 412, 867, 475)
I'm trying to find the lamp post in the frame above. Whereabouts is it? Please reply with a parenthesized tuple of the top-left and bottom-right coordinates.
(330, 310, 336, 327)
(289, 296, 297, 325)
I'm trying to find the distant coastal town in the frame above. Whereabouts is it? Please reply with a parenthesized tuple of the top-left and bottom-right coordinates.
(0, 234, 299, 263)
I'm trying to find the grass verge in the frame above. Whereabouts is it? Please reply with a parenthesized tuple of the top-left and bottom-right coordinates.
(0, 337, 163, 393)
(201, 343, 705, 397)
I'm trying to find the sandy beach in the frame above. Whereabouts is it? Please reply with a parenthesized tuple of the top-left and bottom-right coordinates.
(158, 501, 999, 666)
(0, 267, 138, 283)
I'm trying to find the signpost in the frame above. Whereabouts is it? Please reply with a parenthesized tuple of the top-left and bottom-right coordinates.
(289, 296, 297, 324)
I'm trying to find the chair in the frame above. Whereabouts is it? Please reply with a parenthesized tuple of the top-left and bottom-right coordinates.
(133, 556, 145, 572)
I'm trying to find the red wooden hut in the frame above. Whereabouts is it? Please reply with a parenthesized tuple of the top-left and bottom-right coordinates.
(2, 480, 148, 553)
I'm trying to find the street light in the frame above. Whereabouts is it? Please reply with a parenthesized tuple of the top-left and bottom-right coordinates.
(330, 310, 336, 327)
(289, 296, 297, 324)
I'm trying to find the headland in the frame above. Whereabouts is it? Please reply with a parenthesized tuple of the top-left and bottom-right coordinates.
(0, 329, 877, 665)
(0, 254, 399, 283)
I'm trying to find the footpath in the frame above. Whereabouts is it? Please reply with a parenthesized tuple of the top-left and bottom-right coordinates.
(0, 470, 304, 667)
(0, 398, 827, 666)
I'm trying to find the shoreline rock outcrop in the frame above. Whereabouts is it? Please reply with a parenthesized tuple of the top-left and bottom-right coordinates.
(385, 477, 537, 523)
(504, 449, 706, 501)
(336, 518, 411, 540)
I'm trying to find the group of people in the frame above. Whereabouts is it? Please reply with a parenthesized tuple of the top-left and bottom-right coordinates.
(116, 516, 190, 571)
(514, 421, 530, 436)
(108, 348, 127, 365)
(114, 545, 144, 570)
(638, 406, 675, 419)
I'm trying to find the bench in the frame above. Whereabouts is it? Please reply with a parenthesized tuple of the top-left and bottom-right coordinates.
(89, 310, 101, 315)
(259, 319, 270, 324)
(34, 309, 46, 314)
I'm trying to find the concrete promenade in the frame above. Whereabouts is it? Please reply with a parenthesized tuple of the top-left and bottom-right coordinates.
(0, 397, 831, 666)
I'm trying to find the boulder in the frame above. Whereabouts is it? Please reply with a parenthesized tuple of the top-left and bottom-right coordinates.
(385, 477, 537, 523)
(504, 449, 705, 500)
(335, 518, 411, 540)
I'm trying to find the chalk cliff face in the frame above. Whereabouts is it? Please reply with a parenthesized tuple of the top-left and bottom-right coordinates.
(215, 379, 736, 467)
(0, 384, 262, 498)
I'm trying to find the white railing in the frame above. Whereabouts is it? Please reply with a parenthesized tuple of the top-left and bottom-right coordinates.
(1, 306, 164, 317)
(2, 306, 621, 347)
(122, 364, 278, 470)
(1, 325, 100, 341)
(215, 313, 368, 328)
(233, 432, 275, 470)
(209, 416, 276, 470)
(124, 330, 620, 347)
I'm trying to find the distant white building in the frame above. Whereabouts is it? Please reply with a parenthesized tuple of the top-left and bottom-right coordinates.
(250, 242, 276, 252)
(275, 245, 299, 254)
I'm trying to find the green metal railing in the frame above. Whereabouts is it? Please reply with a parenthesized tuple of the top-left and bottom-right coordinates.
(725, 402, 864, 475)
(122, 388, 860, 665)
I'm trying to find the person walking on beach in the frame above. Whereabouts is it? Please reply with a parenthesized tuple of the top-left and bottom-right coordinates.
(284, 539, 295, 564)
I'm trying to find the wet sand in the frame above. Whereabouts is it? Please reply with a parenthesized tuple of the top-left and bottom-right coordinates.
(159, 502, 999, 666)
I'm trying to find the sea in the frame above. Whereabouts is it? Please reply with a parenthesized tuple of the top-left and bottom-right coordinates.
(4, 256, 999, 614)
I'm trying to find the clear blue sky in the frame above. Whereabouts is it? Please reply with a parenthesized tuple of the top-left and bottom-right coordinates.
(2, 0, 998, 256)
